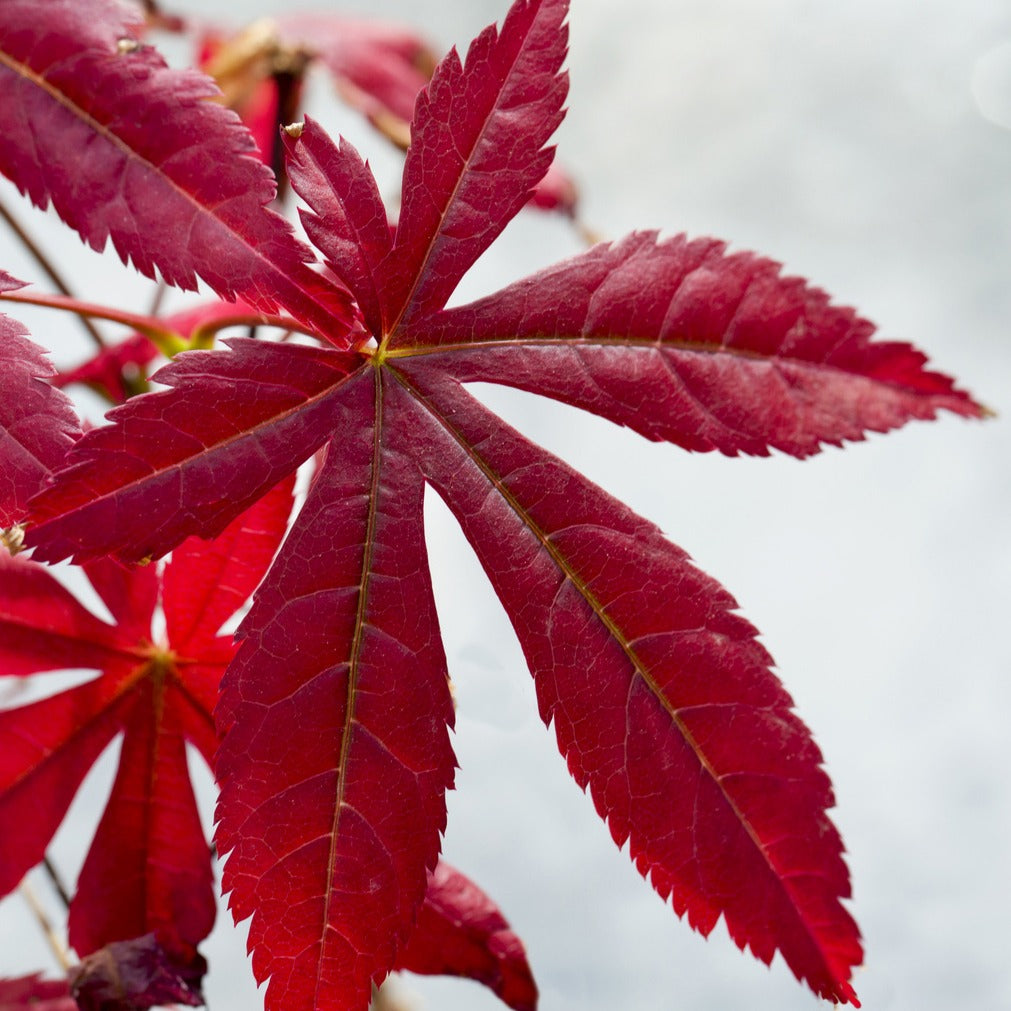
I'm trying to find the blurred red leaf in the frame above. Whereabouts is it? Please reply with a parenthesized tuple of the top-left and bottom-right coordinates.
(397, 862, 537, 1011)
(69, 934, 205, 1011)
(0, 975, 76, 1011)
(0, 479, 293, 959)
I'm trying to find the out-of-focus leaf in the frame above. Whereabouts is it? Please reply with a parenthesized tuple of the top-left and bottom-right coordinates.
(0, 0, 352, 341)
(53, 298, 274, 404)
(0, 974, 77, 1011)
(275, 13, 436, 146)
(396, 862, 537, 1011)
(0, 480, 293, 958)
(69, 934, 205, 1011)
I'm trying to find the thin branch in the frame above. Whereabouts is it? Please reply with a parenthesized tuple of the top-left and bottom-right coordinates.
(147, 278, 168, 318)
(0, 288, 188, 356)
(19, 880, 72, 972)
(42, 855, 72, 911)
(0, 196, 107, 350)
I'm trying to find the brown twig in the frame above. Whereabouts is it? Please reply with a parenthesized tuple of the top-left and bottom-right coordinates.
(0, 196, 107, 350)
(42, 855, 72, 911)
(19, 879, 72, 972)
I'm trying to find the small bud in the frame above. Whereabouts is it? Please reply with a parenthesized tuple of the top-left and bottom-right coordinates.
(283, 121, 305, 139)
(1, 523, 26, 555)
(116, 37, 141, 55)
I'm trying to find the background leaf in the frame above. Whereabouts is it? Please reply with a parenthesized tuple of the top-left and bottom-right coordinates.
(396, 862, 538, 1011)
(0, 0, 351, 340)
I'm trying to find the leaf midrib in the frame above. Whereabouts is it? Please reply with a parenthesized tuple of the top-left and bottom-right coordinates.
(314, 369, 384, 1008)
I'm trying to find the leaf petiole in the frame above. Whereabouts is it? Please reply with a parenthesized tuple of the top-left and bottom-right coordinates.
(0, 287, 188, 356)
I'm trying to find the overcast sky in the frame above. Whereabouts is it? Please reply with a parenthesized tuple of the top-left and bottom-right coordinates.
(1, 2, 1008, 1010)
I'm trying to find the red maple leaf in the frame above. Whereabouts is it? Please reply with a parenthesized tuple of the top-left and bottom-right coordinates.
(0, 0, 981, 1008)
(0, 477, 294, 960)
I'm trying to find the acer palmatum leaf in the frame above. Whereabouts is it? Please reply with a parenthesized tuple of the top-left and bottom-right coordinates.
(18, 0, 983, 1005)
(396, 862, 538, 1011)
(0, 0, 351, 342)
(0, 274, 80, 528)
(0, 479, 293, 959)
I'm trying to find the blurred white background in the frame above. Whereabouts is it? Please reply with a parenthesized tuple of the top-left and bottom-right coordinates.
(1, 1, 1008, 1009)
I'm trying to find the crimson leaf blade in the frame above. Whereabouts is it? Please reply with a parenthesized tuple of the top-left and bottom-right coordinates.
(83, 557, 160, 642)
(400, 231, 981, 456)
(1, 485, 293, 955)
(215, 372, 456, 1011)
(163, 475, 295, 654)
(26, 340, 357, 565)
(284, 119, 393, 338)
(0, 672, 134, 898)
(68, 684, 215, 960)
(381, 0, 568, 332)
(392, 364, 861, 1005)
(0, 552, 126, 677)
(0, 0, 352, 342)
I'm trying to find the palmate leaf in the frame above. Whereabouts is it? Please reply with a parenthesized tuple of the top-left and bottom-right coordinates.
(0, 478, 293, 959)
(18, 0, 982, 1007)
(0, 0, 351, 342)
(0, 273, 80, 528)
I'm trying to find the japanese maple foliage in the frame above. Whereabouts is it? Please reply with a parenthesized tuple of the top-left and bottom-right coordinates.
(0, 0, 983, 1009)
(0, 475, 296, 961)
